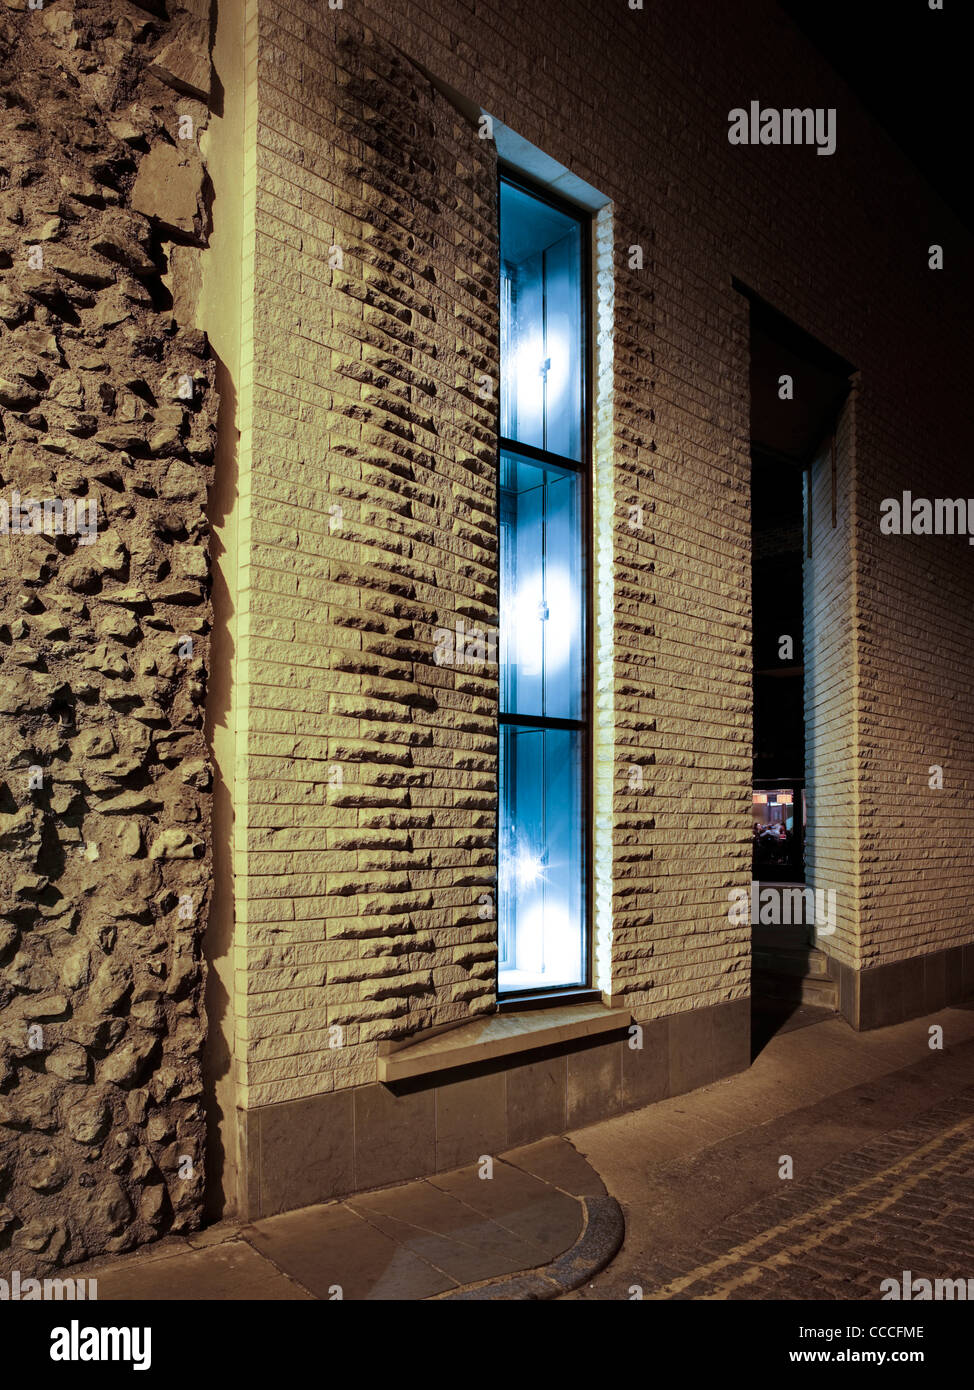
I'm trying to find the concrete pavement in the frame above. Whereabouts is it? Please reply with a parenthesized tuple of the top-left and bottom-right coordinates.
(74, 1135, 620, 1300)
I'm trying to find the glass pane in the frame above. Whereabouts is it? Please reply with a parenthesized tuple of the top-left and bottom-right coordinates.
(499, 450, 583, 721)
(500, 180, 582, 462)
(752, 787, 800, 876)
(498, 724, 585, 993)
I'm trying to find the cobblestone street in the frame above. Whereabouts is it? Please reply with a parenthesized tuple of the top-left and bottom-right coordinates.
(567, 1006, 974, 1301)
(639, 1089, 974, 1300)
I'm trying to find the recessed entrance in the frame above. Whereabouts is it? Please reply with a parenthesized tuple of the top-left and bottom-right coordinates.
(741, 287, 854, 1045)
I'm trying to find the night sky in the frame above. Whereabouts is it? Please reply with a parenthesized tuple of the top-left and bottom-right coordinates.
(780, 0, 970, 232)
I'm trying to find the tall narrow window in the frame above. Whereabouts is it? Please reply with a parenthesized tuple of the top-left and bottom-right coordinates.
(498, 175, 589, 996)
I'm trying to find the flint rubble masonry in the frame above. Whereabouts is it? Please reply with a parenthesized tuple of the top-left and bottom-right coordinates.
(0, 0, 217, 1279)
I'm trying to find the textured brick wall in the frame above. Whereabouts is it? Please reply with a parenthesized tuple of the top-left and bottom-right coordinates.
(856, 382, 974, 968)
(804, 394, 860, 966)
(608, 209, 752, 1019)
(0, 0, 217, 1276)
(236, 0, 974, 1106)
(237, 6, 499, 1106)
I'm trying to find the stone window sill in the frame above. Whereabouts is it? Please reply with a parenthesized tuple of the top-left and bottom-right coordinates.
(376, 1001, 632, 1084)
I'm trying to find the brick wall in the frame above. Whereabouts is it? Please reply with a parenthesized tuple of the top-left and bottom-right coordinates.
(231, 0, 974, 1108)
(856, 382, 974, 968)
(804, 393, 860, 967)
(236, 8, 500, 1107)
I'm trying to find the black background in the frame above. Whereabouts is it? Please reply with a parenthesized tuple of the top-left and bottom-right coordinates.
(780, 0, 971, 231)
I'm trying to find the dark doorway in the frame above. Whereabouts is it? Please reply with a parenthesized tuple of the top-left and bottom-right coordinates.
(739, 285, 854, 1050)
(752, 453, 805, 884)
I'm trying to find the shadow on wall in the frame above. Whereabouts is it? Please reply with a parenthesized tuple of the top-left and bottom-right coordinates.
(202, 347, 236, 1221)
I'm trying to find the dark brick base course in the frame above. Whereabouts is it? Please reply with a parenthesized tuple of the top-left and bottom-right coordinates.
(833, 945, 974, 1030)
(237, 997, 750, 1220)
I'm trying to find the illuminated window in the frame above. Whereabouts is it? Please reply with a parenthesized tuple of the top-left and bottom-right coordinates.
(752, 782, 806, 881)
(498, 175, 588, 996)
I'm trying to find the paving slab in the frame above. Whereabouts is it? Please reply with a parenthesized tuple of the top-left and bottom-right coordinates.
(347, 1181, 552, 1279)
(92, 1239, 312, 1301)
(245, 1201, 455, 1301)
(429, 1158, 583, 1252)
(71, 1136, 607, 1301)
(504, 1136, 607, 1197)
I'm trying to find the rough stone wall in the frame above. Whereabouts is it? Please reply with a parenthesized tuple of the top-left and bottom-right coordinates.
(0, 0, 216, 1276)
(237, 7, 499, 1107)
